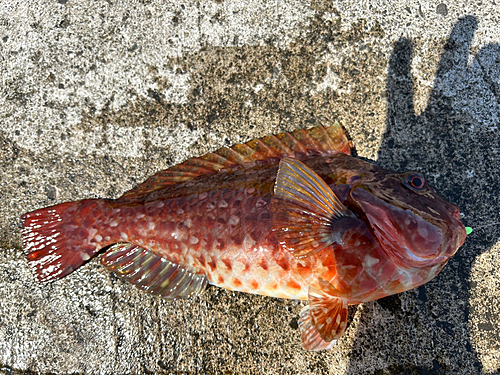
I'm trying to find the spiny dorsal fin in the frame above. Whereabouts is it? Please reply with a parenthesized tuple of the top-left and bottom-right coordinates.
(120, 123, 351, 199)
(298, 282, 348, 351)
(101, 243, 208, 299)
(270, 158, 356, 259)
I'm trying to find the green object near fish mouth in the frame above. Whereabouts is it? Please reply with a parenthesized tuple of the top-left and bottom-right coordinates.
(465, 227, 473, 235)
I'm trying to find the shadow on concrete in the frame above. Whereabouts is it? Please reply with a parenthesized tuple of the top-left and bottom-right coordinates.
(345, 16, 500, 374)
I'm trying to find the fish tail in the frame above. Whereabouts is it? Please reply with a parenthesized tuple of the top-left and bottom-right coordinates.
(21, 199, 112, 282)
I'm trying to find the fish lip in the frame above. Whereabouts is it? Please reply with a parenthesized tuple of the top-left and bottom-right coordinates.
(443, 217, 467, 257)
(350, 187, 460, 268)
(449, 203, 461, 220)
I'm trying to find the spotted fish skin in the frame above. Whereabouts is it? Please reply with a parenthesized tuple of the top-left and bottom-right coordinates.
(21, 124, 467, 350)
(105, 162, 302, 299)
(22, 154, 458, 301)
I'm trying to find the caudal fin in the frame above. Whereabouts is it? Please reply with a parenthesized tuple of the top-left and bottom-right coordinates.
(21, 199, 110, 282)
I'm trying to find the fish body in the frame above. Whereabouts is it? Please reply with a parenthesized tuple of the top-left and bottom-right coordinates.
(21, 124, 466, 350)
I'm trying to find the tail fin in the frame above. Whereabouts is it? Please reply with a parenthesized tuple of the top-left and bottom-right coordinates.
(21, 199, 110, 282)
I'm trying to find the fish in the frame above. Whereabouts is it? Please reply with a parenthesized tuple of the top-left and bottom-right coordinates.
(21, 123, 467, 351)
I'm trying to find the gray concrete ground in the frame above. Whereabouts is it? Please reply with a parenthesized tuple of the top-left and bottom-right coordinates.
(0, 0, 499, 374)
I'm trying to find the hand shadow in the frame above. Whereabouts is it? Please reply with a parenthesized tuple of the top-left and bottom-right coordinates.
(345, 16, 500, 374)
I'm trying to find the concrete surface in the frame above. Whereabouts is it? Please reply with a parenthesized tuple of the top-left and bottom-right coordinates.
(0, 0, 499, 374)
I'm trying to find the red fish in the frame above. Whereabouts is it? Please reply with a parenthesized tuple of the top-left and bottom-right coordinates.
(21, 124, 466, 350)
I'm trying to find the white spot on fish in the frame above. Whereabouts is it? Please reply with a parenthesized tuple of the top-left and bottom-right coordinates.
(219, 200, 228, 208)
(157, 201, 165, 208)
(136, 213, 145, 219)
(148, 222, 155, 230)
(417, 226, 428, 238)
(228, 215, 240, 226)
(184, 219, 192, 228)
(177, 208, 184, 215)
(81, 253, 90, 261)
(336, 314, 341, 324)
(412, 274, 424, 284)
(326, 317, 332, 324)
(120, 232, 128, 241)
(363, 255, 380, 268)
(199, 191, 208, 200)
(110, 220, 118, 227)
(393, 268, 413, 289)
(95, 235, 102, 242)
(89, 228, 98, 238)
(189, 236, 199, 245)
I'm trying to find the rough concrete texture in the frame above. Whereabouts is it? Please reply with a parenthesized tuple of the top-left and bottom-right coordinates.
(0, 0, 499, 373)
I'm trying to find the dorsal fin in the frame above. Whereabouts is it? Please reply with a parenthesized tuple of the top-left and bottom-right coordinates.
(120, 123, 351, 199)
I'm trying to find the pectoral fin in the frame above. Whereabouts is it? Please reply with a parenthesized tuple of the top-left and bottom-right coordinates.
(298, 284, 348, 351)
(270, 157, 357, 258)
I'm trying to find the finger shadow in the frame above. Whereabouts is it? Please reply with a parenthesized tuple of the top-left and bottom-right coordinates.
(345, 15, 500, 374)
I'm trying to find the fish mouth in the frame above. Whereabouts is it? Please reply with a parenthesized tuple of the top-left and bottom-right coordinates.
(450, 204, 461, 220)
(351, 188, 459, 268)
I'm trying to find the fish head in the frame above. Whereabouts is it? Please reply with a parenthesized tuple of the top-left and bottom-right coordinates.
(335, 158, 467, 270)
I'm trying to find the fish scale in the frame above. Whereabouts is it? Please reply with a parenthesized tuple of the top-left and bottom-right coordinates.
(21, 123, 466, 351)
(105, 162, 314, 299)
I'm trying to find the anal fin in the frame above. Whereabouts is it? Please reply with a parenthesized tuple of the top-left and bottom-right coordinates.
(101, 243, 208, 299)
(298, 283, 348, 351)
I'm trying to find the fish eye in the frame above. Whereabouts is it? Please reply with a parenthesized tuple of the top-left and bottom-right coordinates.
(404, 172, 425, 190)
